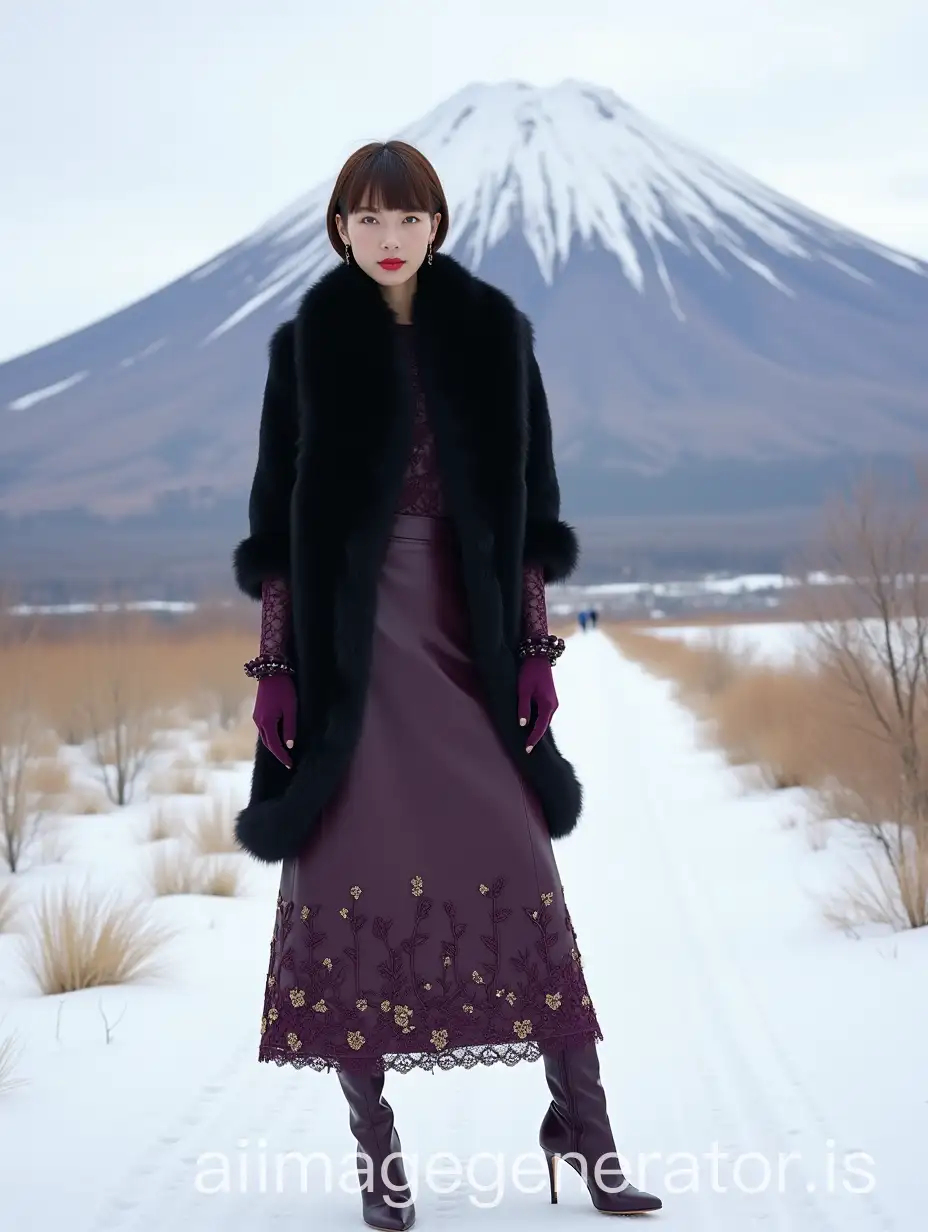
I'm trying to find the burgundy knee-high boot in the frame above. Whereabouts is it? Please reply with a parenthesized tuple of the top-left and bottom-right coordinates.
(539, 1042, 662, 1214)
(337, 1066, 416, 1230)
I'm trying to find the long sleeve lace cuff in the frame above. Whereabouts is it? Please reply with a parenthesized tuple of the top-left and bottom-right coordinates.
(260, 576, 293, 661)
(521, 562, 550, 639)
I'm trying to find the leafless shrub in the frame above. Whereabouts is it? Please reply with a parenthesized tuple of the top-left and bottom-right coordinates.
(0, 706, 48, 874)
(800, 470, 928, 929)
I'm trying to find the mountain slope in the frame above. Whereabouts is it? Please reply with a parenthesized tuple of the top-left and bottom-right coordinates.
(1, 79, 925, 589)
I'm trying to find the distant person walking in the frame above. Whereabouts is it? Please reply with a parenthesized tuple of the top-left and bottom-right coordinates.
(578, 608, 589, 632)
(232, 140, 660, 1226)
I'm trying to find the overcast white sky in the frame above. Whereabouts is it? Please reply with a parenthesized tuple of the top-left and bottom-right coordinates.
(1, 0, 925, 362)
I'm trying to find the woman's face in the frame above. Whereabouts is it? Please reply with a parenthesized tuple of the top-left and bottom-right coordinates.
(335, 205, 441, 287)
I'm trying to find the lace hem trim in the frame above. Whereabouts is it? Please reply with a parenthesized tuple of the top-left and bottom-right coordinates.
(258, 1027, 603, 1075)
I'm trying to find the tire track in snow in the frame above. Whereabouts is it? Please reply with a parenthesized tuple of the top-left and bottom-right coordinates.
(612, 645, 896, 1231)
(88, 1029, 331, 1230)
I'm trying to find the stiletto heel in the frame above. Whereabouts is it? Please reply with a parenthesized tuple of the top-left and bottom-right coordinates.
(538, 1043, 662, 1214)
(545, 1150, 559, 1204)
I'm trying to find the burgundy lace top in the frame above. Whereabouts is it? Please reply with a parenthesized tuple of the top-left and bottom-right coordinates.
(258, 323, 549, 660)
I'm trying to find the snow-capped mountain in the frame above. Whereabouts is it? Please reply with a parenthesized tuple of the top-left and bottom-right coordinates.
(2, 79, 926, 594)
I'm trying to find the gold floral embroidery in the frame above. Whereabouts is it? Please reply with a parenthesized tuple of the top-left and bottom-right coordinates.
(394, 1005, 413, 1028)
(261, 879, 603, 1071)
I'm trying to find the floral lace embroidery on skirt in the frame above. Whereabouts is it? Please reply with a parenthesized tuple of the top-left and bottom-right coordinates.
(259, 876, 603, 1075)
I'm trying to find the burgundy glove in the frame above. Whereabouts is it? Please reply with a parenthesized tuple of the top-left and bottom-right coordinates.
(253, 673, 297, 769)
(517, 656, 558, 753)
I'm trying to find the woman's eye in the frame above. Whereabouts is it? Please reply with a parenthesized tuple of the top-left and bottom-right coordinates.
(404, 215, 420, 223)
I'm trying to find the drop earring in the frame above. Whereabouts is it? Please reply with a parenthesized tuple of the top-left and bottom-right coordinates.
(427, 241, 433, 266)
(344, 243, 351, 265)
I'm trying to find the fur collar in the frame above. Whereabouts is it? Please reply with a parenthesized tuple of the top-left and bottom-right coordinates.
(294, 250, 524, 341)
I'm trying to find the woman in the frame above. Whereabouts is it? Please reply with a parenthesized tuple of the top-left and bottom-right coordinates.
(232, 141, 661, 1227)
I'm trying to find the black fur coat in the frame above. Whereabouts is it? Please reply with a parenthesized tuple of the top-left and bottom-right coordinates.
(232, 251, 583, 863)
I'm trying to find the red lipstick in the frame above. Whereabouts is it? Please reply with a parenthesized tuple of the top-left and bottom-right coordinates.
(378, 259, 405, 271)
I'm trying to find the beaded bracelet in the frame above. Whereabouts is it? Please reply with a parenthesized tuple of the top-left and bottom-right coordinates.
(517, 634, 566, 666)
(244, 654, 295, 680)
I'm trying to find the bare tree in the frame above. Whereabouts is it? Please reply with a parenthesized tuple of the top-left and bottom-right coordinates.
(0, 707, 48, 873)
(804, 467, 928, 929)
(0, 614, 47, 872)
(76, 608, 160, 807)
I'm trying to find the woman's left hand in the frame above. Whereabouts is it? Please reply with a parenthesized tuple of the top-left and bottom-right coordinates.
(517, 656, 558, 753)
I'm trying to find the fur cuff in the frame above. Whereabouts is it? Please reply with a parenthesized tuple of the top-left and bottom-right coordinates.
(232, 534, 290, 600)
(524, 518, 580, 583)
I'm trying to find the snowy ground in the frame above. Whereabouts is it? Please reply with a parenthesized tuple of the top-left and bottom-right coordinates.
(1, 629, 924, 1229)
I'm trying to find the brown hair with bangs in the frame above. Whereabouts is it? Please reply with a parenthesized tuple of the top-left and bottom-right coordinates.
(326, 141, 449, 257)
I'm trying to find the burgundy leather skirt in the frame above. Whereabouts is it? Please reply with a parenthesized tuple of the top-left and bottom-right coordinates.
(259, 513, 602, 1075)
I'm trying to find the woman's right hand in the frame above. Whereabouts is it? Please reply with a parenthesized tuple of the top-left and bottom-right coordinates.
(253, 674, 298, 769)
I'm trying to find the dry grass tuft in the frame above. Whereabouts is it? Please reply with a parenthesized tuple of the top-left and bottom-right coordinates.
(195, 858, 245, 898)
(24, 883, 173, 995)
(146, 802, 187, 843)
(24, 757, 72, 797)
(148, 843, 244, 897)
(205, 718, 258, 766)
(0, 880, 18, 932)
(147, 756, 209, 796)
(0, 1030, 25, 1094)
(149, 844, 202, 895)
(186, 794, 241, 856)
(63, 786, 111, 815)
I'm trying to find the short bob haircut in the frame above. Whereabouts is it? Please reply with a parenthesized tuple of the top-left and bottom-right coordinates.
(325, 141, 450, 257)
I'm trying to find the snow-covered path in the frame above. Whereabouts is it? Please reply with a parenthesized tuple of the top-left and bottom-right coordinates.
(3, 630, 924, 1228)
